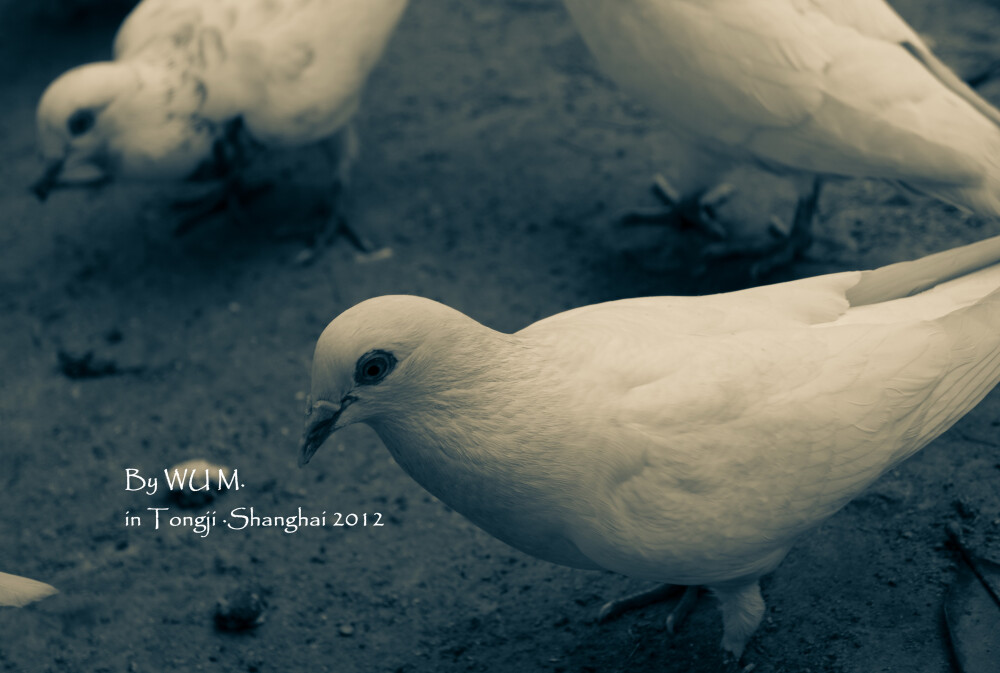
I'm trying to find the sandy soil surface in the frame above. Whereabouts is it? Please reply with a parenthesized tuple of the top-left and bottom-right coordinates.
(2, 1, 1000, 672)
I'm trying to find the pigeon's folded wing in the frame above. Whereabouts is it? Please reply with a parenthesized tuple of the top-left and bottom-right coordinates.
(551, 292, 1000, 584)
(523, 271, 861, 338)
(528, 238, 1000, 584)
(531, 228, 1000, 340)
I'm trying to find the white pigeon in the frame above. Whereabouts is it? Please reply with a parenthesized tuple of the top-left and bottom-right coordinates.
(0, 571, 57, 608)
(33, 0, 409, 243)
(559, 0, 1000, 272)
(300, 234, 1000, 662)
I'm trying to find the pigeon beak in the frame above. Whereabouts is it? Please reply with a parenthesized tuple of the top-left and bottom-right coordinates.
(298, 397, 353, 467)
(30, 158, 64, 201)
(31, 156, 110, 201)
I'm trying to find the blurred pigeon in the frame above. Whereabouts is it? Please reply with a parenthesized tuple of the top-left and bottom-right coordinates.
(559, 0, 1000, 274)
(34, 0, 409, 244)
(301, 234, 1000, 662)
(0, 571, 57, 608)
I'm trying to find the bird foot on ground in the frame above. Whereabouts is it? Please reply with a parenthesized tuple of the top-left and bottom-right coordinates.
(319, 180, 392, 259)
(275, 212, 392, 262)
(323, 180, 392, 260)
(698, 217, 807, 279)
(269, 178, 391, 260)
(622, 173, 818, 279)
(620, 174, 733, 241)
(170, 179, 274, 235)
(722, 656, 756, 673)
(597, 584, 700, 635)
(697, 177, 818, 278)
(330, 214, 384, 258)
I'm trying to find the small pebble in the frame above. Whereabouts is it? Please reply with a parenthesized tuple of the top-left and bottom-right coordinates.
(952, 498, 978, 520)
(338, 624, 354, 637)
(354, 247, 394, 264)
(167, 459, 232, 508)
(293, 248, 316, 266)
(214, 588, 266, 632)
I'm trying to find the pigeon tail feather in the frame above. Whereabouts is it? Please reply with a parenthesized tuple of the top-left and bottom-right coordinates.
(0, 571, 57, 608)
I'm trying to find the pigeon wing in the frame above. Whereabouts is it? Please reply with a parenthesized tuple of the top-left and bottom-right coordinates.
(526, 237, 1000, 583)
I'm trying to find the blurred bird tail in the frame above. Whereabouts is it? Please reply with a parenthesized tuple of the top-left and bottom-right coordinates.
(898, 41, 1000, 219)
(903, 41, 1000, 131)
(0, 571, 57, 608)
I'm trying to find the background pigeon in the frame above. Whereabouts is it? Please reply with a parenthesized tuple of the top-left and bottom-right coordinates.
(33, 0, 409, 242)
(559, 0, 1000, 275)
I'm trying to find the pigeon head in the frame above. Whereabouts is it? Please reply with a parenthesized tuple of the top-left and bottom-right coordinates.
(33, 62, 140, 199)
(299, 295, 493, 466)
(34, 60, 217, 200)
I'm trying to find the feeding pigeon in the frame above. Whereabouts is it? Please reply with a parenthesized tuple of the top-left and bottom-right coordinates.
(300, 233, 1000, 662)
(559, 0, 1000, 274)
(33, 0, 409, 244)
(0, 571, 57, 608)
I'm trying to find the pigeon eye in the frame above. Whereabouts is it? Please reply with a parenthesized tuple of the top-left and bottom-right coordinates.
(67, 109, 95, 137)
(354, 350, 396, 386)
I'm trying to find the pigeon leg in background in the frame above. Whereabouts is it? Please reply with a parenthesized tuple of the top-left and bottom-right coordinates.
(170, 179, 274, 235)
(703, 177, 823, 279)
(667, 585, 701, 634)
(317, 124, 391, 258)
(598, 582, 684, 622)
(171, 119, 272, 235)
(0, 571, 57, 608)
(598, 583, 701, 635)
(623, 171, 822, 278)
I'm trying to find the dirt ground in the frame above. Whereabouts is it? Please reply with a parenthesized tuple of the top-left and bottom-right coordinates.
(2, 1, 1000, 672)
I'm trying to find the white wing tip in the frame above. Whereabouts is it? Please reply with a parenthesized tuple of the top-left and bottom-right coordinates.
(0, 572, 58, 608)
